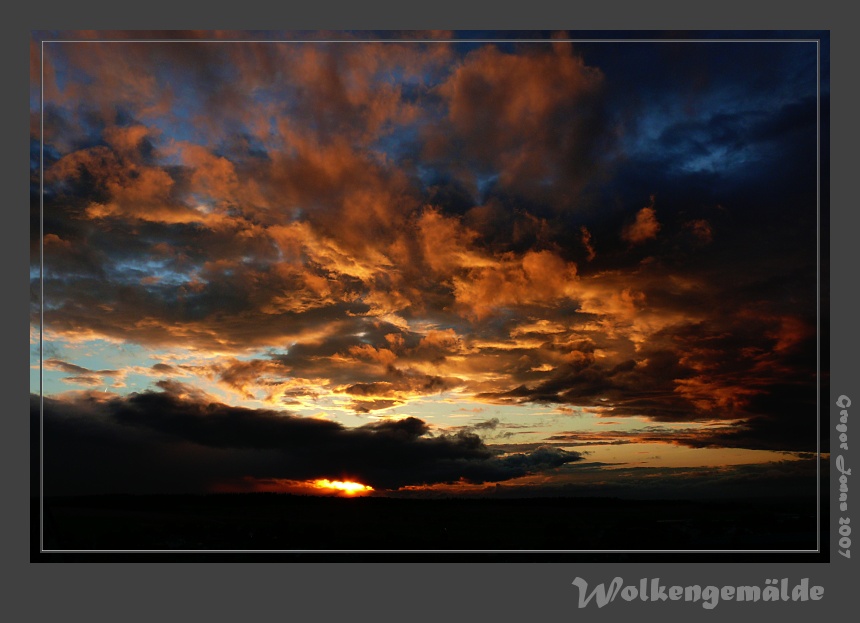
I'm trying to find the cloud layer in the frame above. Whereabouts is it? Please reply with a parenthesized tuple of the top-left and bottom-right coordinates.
(31, 33, 824, 496)
(34, 389, 582, 494)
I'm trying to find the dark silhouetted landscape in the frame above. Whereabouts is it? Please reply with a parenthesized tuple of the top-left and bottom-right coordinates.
(35, 493, 824, 561)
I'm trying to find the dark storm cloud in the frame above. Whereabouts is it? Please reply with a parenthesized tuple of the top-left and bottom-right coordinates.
(652, 96, 818, 168)
(410, 457, 821, 501)
(546, 412, 818, 453)
(472, 418, 500, 430)
(35, 390, 582, 495)
(472, 303, 818, 452)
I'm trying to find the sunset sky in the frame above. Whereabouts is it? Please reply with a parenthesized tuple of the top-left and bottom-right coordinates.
(30, 31, 827, 499)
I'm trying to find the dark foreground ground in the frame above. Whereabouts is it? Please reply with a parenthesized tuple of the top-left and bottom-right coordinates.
(33, 494, 826, 562)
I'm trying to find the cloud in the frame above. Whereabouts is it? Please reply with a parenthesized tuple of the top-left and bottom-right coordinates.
(450, 249, 579, 320)
(35, 389, 583, 495)
(622, 200, 661, 245)
(545, 409, 816, 452)
(471, 302, 817, 451)
(580, 226, 596, 261)
(402, 457, 821, 501)
(684, 219, 713, 244)
(429, 43, 606, 202)
(44, 358, 123, 386)
(33, 35, 821, 482)
(472, 418, 500, 430)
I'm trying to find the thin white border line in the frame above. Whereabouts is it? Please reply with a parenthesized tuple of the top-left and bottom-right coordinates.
(41, 39, 821, 44)
(816, 39, 821, 555)
(37, 36, 824, 556)
(42, 548, 820, 554)
(39, 39, 45, 555)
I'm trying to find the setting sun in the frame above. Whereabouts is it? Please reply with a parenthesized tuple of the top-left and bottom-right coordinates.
(311, 479, 374, 495)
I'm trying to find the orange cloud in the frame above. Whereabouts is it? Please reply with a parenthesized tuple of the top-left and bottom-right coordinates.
(415, 208, 580, 319)
(417, 207, 486, 274)
(451, 250, 578, 320)
(622, 201, 661, 245)
(684, 219, 713, 244)
(47, 144, 237, 227)
(43, 233, 72, 250)
(43, 41, 174, 124)
(174, 142, 240, 205)
(103, 125, 152, 156)
(673, 376, 763, 414)
(348, 344, 398, 367)
(431, 43, 604, 199)
(580, 225, 596, 261)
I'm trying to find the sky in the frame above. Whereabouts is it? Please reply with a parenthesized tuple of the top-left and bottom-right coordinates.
(30, 31, 828, 499)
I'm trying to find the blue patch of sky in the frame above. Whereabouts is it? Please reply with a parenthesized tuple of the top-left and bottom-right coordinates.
(369, 123, 421, 164)
(36, 338, 147, 395)
(230, 131, 273, 163)
(476, 173, 500, 201)
(38, 292, 68, 312)
(414, 164, 439, 190)
(29, 335, 41, 395)
(39, 142, 65, 171)
(109, 258, 197, 287)
(29, 367, 40, 395)
(29, 138, 42, 173)
(186, 193, 216, 212)
(142, 57, 234, 147)
(36, 337, 243, 397)
(40, 369, 72, 395)
(448, 37, 517, 56)
(147, 96, 201, 147)
(676, 145, 757, 176)
(115, 370, 157, 393)
(44, 43, 77, 95)
(55, 338, 148, 369)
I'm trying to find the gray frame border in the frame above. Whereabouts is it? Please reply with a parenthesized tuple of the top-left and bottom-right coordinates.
(5, 2, 853, 621)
